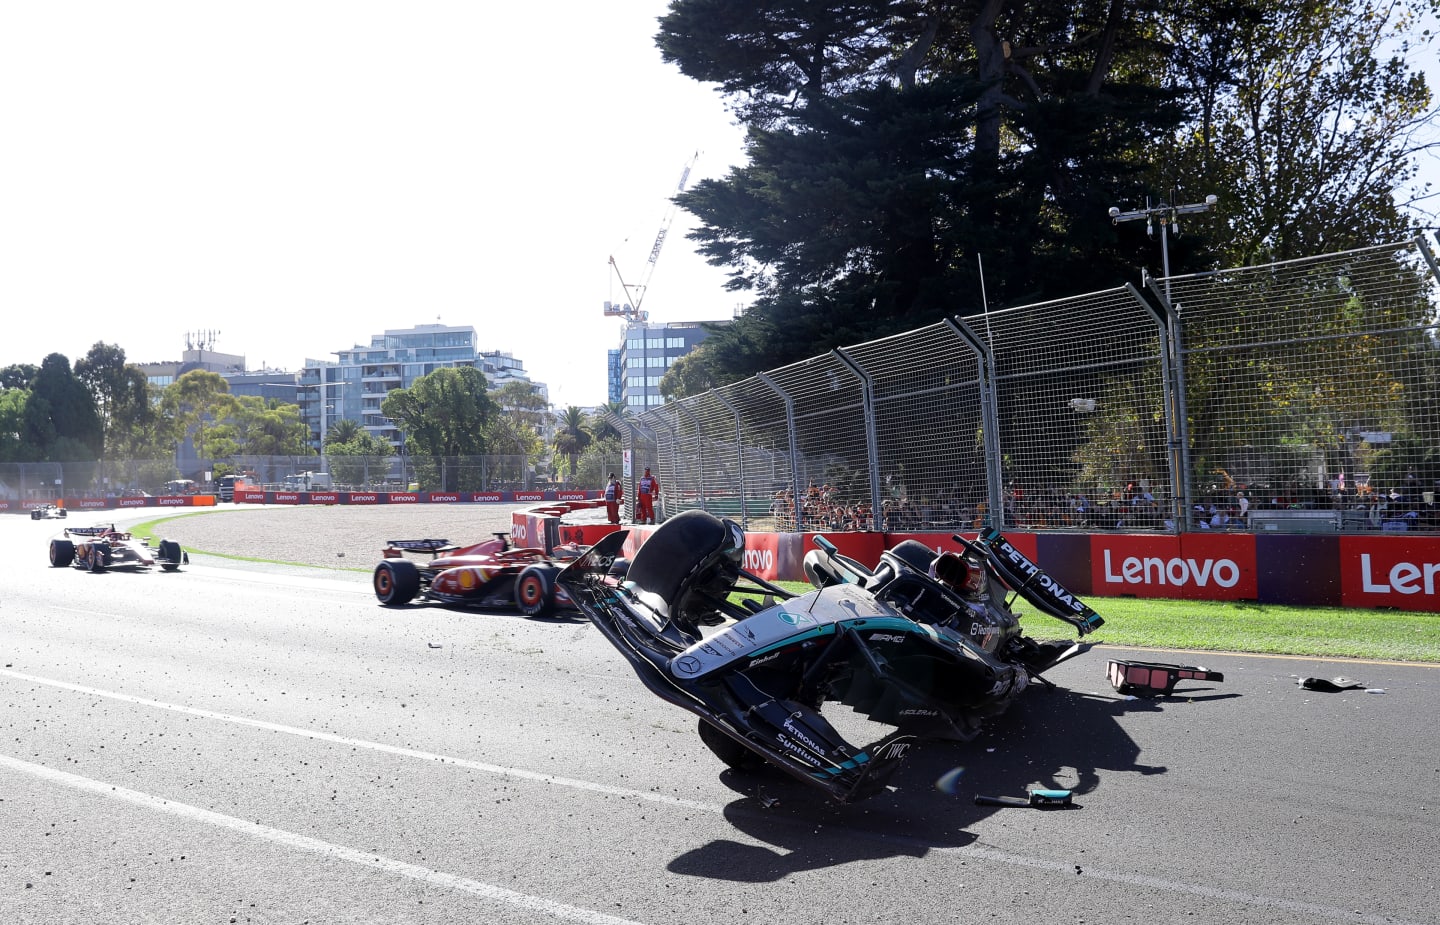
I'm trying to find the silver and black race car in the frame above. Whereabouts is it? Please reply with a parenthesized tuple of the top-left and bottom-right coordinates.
(30, 503, 67, 520)
(48, 525, 187, 573)
(558, 511, 1102, 803)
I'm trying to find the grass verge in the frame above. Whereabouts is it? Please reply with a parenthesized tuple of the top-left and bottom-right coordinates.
(747, 581, 1440, 663)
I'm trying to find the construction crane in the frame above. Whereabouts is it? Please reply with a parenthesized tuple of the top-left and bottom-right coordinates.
(605, 151, 699, 322)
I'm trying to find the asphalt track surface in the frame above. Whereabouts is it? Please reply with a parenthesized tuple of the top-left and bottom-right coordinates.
(2, 508, 1436, 925)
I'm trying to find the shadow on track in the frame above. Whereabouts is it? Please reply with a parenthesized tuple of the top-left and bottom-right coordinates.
(665, 682, 1213, 882)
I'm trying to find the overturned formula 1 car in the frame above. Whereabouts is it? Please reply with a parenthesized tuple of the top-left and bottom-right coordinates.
(557, 510, 1103, 803)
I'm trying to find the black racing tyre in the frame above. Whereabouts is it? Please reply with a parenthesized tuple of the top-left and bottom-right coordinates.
(373, 559, 421, 606)
(49, 539, 75, 568)
(31, 510, 40, 520)
(887, 539, 938, 574)
(158, 539, 183, 571)
(58, 509, 66, 518)
(697, 719, 766, 773)
(87, 544, 107, 572)
(514, 564, 557, 617)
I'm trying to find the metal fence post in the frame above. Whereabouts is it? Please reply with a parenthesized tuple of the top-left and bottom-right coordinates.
(1125, 281, 1185, 531)
(757, 372, 802, 530)
(946, 317, 1006, 530)
(675, 400, 706, 511)
(1145, 276, 1196, 527)
(711, 389, 747, 527)
(831, 348, 882, 527)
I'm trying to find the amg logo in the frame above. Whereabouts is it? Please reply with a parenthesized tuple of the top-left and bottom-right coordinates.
(869, 633, 906, 644)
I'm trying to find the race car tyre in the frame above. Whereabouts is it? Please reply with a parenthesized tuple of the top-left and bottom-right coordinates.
(31, 510, 40, 520)
(86, 547, 104, 572)
(515, 564, 558, 617)
(49, 539, 75, 568)
(158, 540, 183, 571)
(697, 719, 765, 772)
(888, 539, 939, 575)
(373, 559, 421, 606)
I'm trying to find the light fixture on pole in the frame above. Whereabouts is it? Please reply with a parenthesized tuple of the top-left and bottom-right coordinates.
(1108, 194, 1218, 302)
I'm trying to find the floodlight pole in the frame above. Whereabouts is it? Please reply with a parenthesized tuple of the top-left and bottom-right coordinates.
(1108, 194, 1218, 303)
(1110, 194, 1216, 534)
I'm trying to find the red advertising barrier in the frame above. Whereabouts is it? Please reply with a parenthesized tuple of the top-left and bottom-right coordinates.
(1090, 533, 1258, 601)
(1339, 534, 1440, 611)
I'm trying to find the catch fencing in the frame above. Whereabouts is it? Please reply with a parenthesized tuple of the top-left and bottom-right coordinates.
(0, 454, 621, 501)
(621, 237, 1440, 535)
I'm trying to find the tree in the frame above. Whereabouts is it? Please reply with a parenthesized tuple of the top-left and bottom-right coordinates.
(210, 396, 311, 457)
(551, 406, 593, 482)
(159, 370, 239, 463)
(657, 0, 1197, 392)
(1, 364, 38, 390)
(655, 0, 1438, 398)
(1159, 0, 1437, 263)
(380, 366, 496, 491)
(0, 387, 27, 462)
(23, 353, 103, 461)
(490, 380, 549, 430)
(325, 418, 363, 445)
(325, 426, 394, 489)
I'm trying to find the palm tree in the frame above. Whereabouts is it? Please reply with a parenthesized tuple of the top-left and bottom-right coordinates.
(589, 401, 629, 443)
(552, 406, 592, 484)
(325, 417, 362, 447)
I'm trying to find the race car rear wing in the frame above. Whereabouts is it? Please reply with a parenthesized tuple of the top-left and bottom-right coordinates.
(964, 530, 1105, 635)
(382, 539, 457, 558)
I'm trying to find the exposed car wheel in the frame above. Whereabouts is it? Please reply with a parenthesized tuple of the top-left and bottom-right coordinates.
(514, 564, 557, 617)
(31, 510, 40, 520)
(158, 540, 183, 571)
(697, 719, 765, 772)
(373, 559, 421, 606)
(49, 539, 75, 568)
(86, 545, 105, 572)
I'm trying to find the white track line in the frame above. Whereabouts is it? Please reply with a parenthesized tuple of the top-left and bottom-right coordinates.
(0, 753, 646, 925)
(0, 668, 718, 813)
(1, 668, 1423, 925)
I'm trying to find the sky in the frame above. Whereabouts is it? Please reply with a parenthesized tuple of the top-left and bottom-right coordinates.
(0, 2, 748, 409)
(2, 4, 1437, 410)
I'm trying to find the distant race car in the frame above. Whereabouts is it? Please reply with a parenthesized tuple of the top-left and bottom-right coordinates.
(30, 503, 67, 520)
(49, 525, 188, 573)
(372, 532, 623, 617)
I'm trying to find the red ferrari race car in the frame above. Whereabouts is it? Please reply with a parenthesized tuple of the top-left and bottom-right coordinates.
(372, 533, 612, 617)
(48, 525, 188, 573)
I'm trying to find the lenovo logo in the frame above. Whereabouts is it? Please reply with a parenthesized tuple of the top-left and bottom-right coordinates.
(429, 493, 460, 502)
(389, 493, 419, 503)
(1102, 549, 1241, 588)
(1359, 554, 1440, 595)
(515, 492, 544, 501)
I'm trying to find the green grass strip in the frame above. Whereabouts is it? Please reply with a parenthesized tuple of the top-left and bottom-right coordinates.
(741, 582, 1440, 663)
